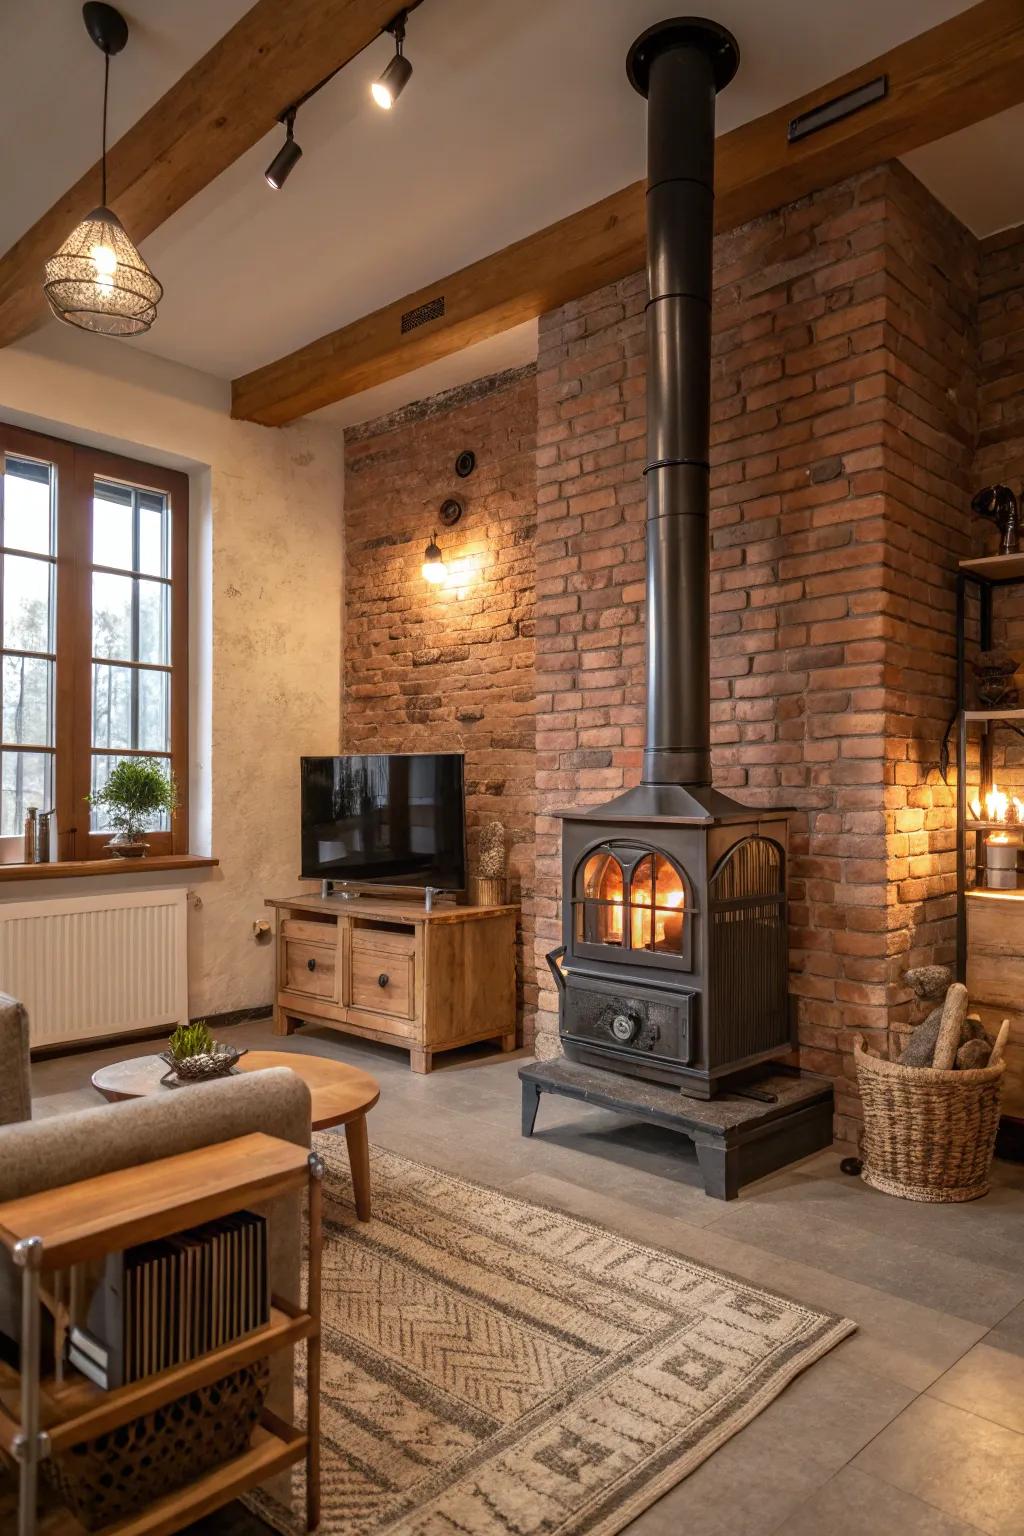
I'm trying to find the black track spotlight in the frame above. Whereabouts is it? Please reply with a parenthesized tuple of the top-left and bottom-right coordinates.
(265, 109, 302, 190)
(371, 11, 412, 109)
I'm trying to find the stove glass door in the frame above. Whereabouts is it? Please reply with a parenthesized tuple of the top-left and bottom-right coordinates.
(630, 853, 686, 954)
(574, 843, 691, 967)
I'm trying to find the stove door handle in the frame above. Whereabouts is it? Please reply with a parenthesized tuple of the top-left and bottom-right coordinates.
(545, 945, 567, 995)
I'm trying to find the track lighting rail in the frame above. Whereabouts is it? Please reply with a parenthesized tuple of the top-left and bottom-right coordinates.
(264, 2, 422, 187)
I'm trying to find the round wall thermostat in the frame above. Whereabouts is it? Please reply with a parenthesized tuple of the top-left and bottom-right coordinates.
(455, 450, 476, 478)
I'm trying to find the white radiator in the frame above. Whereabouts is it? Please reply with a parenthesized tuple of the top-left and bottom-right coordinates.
(0, 889, 188, 1048)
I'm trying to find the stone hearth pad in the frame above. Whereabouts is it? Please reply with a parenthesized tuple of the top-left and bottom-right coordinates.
(519, 1058, 834, 1199)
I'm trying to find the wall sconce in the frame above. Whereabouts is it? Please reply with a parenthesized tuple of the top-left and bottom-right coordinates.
(422, 497, 465, 586)
(422, 532, 446, 584)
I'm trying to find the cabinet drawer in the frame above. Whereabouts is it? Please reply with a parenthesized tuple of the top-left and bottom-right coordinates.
(282, 939, 337, 1000)
(281, 917, 338, 943)
(351, 947, 414, 1018)
(351, 925, 415, 956)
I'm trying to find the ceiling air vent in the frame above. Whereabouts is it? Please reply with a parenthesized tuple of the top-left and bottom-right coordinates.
(401, 296, 444, 334)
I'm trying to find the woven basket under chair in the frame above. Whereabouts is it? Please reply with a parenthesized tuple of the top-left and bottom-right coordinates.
(853, 1034, 1005, 1203)
(45, 1359, 269, 1531)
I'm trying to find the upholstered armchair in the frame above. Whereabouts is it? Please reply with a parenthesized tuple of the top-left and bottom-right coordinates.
(0, 995, 311, 1443)
(0, 993, 31, 1127)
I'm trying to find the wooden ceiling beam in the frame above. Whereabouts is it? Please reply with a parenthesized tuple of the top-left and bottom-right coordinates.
(0, 0, 399, 350)
(232, 0, 1024, 427)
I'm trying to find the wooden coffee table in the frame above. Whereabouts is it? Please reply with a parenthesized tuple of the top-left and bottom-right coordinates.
(91, 1049, 380, 1220)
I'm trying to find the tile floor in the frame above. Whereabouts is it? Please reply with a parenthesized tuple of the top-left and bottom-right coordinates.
(30, 1019, 1024, 1536)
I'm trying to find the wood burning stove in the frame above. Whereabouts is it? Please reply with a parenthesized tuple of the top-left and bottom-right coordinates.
(552, 805, 791, 1098)
(549, 17, 794, 1099)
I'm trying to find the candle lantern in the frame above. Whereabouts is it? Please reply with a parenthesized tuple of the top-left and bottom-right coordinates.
(985, 832, 1020, 889)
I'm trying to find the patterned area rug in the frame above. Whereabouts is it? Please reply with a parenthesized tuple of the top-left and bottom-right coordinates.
(253, 1135, 854, 1536)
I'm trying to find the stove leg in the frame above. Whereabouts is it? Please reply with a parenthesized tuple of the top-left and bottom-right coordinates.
(521, 1080, 542, 1137)
(693, 1135, 739, 1200)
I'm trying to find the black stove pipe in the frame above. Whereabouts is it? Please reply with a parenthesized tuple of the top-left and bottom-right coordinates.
(627, 19, 739, 787)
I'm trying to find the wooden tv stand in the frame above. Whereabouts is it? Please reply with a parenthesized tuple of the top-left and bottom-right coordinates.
(265, 894, 518, 1073)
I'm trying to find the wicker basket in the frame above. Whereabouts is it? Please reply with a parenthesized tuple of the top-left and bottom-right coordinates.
(469, 875, 508, 907)
(853, 1035, 1005, 1202)
(46, 1359, 269, 1531)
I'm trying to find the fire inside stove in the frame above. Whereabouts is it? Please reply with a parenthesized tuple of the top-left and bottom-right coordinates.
(577, 847, 687, 955)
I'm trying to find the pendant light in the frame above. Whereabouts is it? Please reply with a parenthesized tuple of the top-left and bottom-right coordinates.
(43, 4, 163, 337)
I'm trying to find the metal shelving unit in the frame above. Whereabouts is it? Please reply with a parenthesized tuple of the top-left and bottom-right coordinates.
(952, 554, 1024, 978)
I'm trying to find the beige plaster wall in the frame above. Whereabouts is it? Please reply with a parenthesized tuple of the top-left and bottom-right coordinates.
(0, 325, 344, 1019)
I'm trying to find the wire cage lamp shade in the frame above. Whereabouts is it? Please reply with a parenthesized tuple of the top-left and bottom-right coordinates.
(43, 6, 163, 336)
(43, 206, 162, 336)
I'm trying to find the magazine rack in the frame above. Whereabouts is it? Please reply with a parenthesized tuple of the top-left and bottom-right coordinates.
(0, 1132, 322, 1536)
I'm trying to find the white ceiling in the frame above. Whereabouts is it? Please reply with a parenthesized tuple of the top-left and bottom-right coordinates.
(903, 103, 1024, 241)
(3, 0, 1020, 428)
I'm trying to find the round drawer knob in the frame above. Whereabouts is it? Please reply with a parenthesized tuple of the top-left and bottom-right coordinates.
(307, 957, 316, 972)
(378, 973, 390, 988)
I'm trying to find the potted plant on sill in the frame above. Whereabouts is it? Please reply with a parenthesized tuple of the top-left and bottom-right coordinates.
(87, 757, 178, 858)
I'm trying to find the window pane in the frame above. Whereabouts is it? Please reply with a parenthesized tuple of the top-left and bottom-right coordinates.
(90, 754, 170, 832)
(3, 554, 53, 653)
(3, 457, 54, 556)
(138, 492, 169, 578)
(138, 668, 170, 752)
(93, 481, 133, 571)
(138, 579, 169, 664)
(1, 749, 53, 836)
(91, 663, 133, 750)
(91, 664, 169, 752)
(92, 571, 133, 659)
(3, 655, 54, 747)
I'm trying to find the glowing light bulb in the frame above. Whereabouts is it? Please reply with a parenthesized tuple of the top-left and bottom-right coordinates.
(371, 50, 412, 110)
(422, 535, 445, 584)
(90, 242, 117, 292)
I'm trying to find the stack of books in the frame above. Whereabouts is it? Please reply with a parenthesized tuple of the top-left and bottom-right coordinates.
(68, 1211, 269, 1390)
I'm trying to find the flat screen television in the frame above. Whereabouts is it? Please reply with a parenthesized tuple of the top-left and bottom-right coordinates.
(300, 753, 466, 891)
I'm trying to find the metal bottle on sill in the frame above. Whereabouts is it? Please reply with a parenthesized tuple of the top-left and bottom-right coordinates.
(37, 808, 56, 864)
(23, 806, 39, 863)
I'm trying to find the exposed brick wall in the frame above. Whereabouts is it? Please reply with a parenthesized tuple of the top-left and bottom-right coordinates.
(341, 165, 991, 1141)
(969, 223, 1024, 1118)
(977, 225, 1024, 495)
(533, 164, 977, 1142)
(343, 368, 538, 1027)
(874, 169, 976, 1049)
(975, 225, 1024, 677)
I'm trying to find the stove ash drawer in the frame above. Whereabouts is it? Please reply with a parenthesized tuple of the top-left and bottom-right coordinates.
(562, 984, 694, 1064)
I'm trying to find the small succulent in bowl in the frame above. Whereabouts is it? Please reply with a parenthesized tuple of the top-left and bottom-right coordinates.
(162, 1019, 245, 1081)
(168, 1020, 215, 1060)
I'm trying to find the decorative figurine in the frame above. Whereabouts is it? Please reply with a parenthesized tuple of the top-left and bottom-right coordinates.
(971, 483, 1020, 555)
(973, 648, 1019, 709)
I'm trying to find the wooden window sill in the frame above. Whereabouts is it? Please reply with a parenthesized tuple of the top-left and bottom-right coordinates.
(0, 855, 218, 883)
